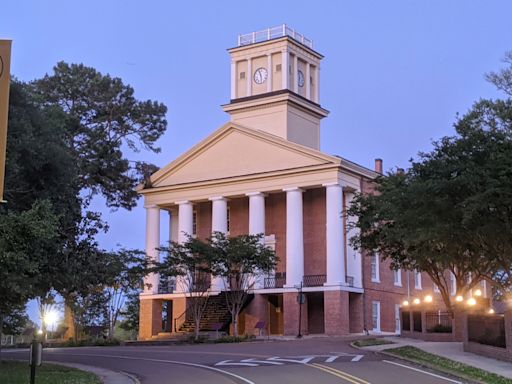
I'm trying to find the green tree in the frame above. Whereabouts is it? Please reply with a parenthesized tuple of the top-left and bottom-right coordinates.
(209, 232, 277, 336)
(119, 289, 141, 337)
(33, 61, 167, 209)
(349, 52, 512, 310)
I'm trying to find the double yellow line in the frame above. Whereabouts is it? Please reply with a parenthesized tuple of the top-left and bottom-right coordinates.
(309, 363, 370, 384)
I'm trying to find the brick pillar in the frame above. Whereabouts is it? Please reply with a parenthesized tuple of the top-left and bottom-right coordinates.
(242, 295, 268, 336)
(324, 290, 349, 335)
(139, 299, 162, 340)
(171, 297, 187, 333)
(283, 292, 308, 336)
(453, 310, 467, 342)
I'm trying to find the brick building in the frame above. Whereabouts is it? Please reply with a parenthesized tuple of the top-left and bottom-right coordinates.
(137, 25, 467, 340)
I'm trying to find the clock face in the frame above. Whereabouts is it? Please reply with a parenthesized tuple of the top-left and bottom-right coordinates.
(253, 67, 268, 84)
(297, 70, 305, 88)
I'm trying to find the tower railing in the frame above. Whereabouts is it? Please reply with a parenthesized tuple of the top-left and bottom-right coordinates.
(238, 24, 313, 49)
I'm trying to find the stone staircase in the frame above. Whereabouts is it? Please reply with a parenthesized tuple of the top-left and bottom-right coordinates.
(178, 293, 254, 333)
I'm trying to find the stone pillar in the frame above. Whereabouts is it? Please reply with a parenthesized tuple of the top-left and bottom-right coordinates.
(246, 58, 252, 97)
(144, 205, 160, 294)
(139, 299, 162, 340)
(283, 188, 304, 288)
(210, 196, 228, 292)
(247, 192, 266, 289)
(305, 62, 311, 99)
(314, 66, 320, 103)
(230, 60, 236, 99)
(282, 49, 289, 90)
(324, 183, 345, 286)
(267, 54, 272, 93)
(283, 292, 308, 336)
(324, 290, 349, 335)
(293, 54, 298, 93)
(176, 201, 193, 293)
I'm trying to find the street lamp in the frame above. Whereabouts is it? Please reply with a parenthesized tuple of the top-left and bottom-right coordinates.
(467, 297, 477, 306)
(43, 310, 59, 340)
(424, 295, 433, 303)
(413, 298, 420, 305)
(294, 282, 304, 338)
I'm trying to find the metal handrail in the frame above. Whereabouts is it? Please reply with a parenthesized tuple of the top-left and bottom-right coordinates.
(238, 24, 313, 49)
(263, 274, 286, 289)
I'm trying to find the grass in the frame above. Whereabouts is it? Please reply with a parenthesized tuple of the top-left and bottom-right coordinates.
(385, 346, 512, 384)
(0, 361, 101, 384)
(352, 338, 395, 347)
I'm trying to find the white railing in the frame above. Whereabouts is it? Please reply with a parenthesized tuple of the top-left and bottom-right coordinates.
(238, 24, 313, 49)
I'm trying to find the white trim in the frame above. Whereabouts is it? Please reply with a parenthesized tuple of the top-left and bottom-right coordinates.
(393, 269, 402, 287)
(414, 270, 422, 290)
(371, 254, 380, 283)
(372, 301, 381, 332)
(383, 361, 461, 383)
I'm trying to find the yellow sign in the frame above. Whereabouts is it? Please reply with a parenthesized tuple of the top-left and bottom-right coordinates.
(0, 40, 11, 203)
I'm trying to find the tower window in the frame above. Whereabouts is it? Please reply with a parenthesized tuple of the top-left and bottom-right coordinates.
(239, 72, 245, 79)
(275, 64, 282, 72)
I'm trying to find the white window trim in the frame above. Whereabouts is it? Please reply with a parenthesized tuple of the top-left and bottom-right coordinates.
(394, 269, 402, 287)
(450, 272, 456, 296)
(433, 283, 440, 293)
(372, 301, 381, 333)
(371, 254, 380, 283)
(414, 270, 422, 290)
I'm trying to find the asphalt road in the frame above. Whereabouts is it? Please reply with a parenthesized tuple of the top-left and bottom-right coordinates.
(3, 338, 464, 384)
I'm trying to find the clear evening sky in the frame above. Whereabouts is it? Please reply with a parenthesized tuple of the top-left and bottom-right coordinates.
(2, 0, 511, 322)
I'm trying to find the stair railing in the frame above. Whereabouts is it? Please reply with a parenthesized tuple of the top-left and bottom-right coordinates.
(173, 307, 188, 333)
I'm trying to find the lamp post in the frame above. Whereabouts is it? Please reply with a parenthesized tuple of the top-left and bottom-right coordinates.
(295, 282, 304, 338)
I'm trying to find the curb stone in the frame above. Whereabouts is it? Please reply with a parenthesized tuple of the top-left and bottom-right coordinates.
(51, 361, 140, 384)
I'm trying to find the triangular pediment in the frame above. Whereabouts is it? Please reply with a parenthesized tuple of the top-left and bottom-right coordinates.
(147, 123, 340, 188)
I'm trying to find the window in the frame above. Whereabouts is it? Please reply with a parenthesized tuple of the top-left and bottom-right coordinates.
(372, 301, 381, 332)
(275, 64, 282, 72)
(226, 206, 230, 233)
(371, 254, 380, 283)
(414, 270, 422, 290)
(450, 273, 456, 295)
(393, 269, 402, 287)
(192, 211, 197, 236)
(434, 283, 440, 293)
(239, 72, 245, 79)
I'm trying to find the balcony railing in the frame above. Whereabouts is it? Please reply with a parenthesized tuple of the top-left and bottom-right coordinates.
(303, 274, 326, 287)
(264, 274, 286, 289)
(238, 24, 313, 49)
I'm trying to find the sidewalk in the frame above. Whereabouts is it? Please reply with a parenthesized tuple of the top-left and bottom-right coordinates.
(362, 336, 512, 380)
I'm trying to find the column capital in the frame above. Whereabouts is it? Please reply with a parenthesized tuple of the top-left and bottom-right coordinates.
(322, 182, 342, 188)
(144, 204, 160, 209)
(283, 187, 304, 193)
(208, 196, 228, 202)
(245, 191, 267, 197)
(175, 200, 192, 206)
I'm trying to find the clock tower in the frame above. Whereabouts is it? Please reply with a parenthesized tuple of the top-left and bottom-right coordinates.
(222, 25, 328, 150)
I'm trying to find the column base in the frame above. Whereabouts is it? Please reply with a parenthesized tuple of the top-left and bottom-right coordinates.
(324, 290, 349, 335)
(324, 281, 345, 287)
(139, 299, 162, 340)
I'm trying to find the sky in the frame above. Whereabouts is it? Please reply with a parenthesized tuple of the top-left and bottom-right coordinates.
(2, 0, 512, 323)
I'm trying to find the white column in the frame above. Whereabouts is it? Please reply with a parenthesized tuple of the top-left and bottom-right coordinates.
(293, 54, 298, 93)
(177, 201, 193, 244)
(169, 209, 179, 243)
(282, 49, 289, 90)
(246, 58, 252, 97)
(144, 205, 160, 294)
(324, 183, 346, 286)
(176, 201, 193, 293)
(230, 60, 236, 99)
(247, 192, 266, 289)
(267, 54, 272, 93)
(283, 187, 304, 287)
(210, 196, 228, 292)
(305, 62, 311, 99)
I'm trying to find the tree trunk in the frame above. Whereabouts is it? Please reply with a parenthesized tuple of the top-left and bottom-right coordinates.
(232, 312, 238, 337)
(194, 317, 200, 340)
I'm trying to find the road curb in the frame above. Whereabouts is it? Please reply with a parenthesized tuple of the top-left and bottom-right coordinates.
(51, 361, 140, 384)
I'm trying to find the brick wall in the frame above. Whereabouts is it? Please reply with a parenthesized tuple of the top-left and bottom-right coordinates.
(139, 299, 162, 340)
(265, 193, 286, 274)
(324, 290, 349, 335)
(303, 188, 326, 276)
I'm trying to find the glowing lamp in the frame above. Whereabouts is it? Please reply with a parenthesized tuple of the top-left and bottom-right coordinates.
(402, 300, 409, 307)
(474, 289, 482, 297)
(455, 295, 463, 302)
(424, 295, 433, 303)
(467, 297, 477, 306)
(43, 310, 58, 327)
(488, 309, 495, 314)
(413, 298, 421, 305)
